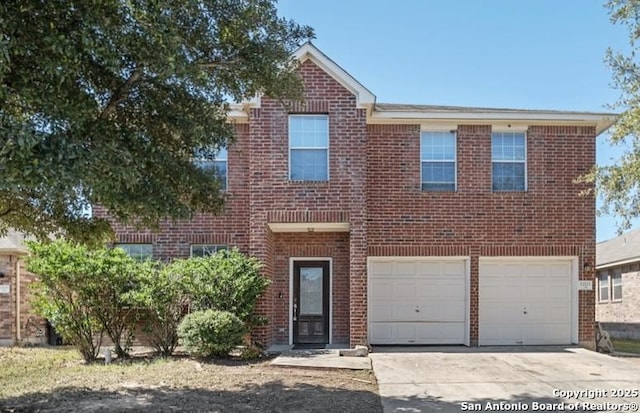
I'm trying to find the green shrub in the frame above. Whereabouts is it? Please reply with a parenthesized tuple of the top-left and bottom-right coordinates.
(129, 262, 186, 357)
(28, 240, 142, 362)
(173, 248, 270, 328)
(178, 310, 245, 357)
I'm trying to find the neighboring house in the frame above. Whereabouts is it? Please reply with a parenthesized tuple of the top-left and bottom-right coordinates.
(0, 230, 46, 345)
(596, 229, 640, 339)
(95, 43, 616, 349)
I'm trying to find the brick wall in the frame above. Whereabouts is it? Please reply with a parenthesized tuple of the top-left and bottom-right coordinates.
(596, 263, 640, 339)
(98, 57, 597, 348)
(271, 232, 350, 345)
(0, 255, 46, 345)
(367, 124, 596, 344)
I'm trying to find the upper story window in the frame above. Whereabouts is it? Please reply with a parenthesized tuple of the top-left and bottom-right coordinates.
(194, 147, 228, 190)
(421, 131, 456, 191)
(492, 132, 526, 191)
(190, 244, 228, 257)
(289, 115, 329, 181)
(116, 243, 153, 262)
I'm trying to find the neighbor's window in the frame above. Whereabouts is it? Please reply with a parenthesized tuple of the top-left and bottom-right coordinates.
(612, 269, 623, 301)
(421, 131, 456, 191)
(598, 271, 609, 303)
(289, 115, 329, 181)
(116, 244, 153, 261)
(492, 132, 526, 191)
(190, 244, 228, 257)
(194, 147, 228, 190)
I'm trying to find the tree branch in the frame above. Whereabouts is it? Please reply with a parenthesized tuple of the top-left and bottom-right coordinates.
(0, 208, 14, 218)
(98, 69, 143, 120)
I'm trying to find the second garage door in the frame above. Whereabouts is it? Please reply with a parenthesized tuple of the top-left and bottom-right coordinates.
(479, 259, 575, 346)
(369, 258, 468, 345)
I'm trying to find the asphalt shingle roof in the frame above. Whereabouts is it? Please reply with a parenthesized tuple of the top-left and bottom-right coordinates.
(596, 227, 640, 268)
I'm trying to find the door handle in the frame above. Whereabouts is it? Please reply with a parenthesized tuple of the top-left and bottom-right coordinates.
(523, 307, 527, 315)
(293, 302, 297, 321)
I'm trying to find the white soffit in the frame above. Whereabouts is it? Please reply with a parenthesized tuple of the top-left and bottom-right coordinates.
(267, 222, 350, 233)
(370, 110, 617, 136)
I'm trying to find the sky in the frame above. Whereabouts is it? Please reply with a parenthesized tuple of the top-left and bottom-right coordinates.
(277, 0, 634, 243)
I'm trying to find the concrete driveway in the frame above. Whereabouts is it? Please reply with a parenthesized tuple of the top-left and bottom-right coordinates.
(370, 346, 640, 413)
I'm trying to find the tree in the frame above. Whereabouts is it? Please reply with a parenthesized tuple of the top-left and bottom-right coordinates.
(587, 0, 640, 230)
(0, 1, 313, 244)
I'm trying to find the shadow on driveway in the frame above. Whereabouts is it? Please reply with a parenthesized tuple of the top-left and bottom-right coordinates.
(0, 380, 383, 413)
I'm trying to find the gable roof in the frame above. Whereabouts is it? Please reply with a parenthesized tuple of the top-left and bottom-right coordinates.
(235, 43, 617, 135)
(293, 42, 376, 109)
(596, 227, 640, 269)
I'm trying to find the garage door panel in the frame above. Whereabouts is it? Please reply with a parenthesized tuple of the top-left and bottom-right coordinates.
(396, 262, 417, 276)
(370, 322, 465, 345)
(479, 259, 574, 346)
(369, 259, 467, 345)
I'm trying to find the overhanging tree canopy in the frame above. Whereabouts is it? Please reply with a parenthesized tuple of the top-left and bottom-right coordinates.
(0, 0, 313, 243)
(590, 0, 640, 230)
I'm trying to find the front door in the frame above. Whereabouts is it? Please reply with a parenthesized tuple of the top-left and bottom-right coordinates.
(293, 261, 330, 344)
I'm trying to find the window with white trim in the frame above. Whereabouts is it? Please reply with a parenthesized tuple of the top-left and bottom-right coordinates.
(598, 270, 610, 303)
(116, 244, 153, 262)
(289, 115, 329, 181)
(612, 269, 623, 301)
(492, 132, 526, 191)
(190, 244, 228, 257)
(421, 131, 456, 191)
(194, 147, 228, 190)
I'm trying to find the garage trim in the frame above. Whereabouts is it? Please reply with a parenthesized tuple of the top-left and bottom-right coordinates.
(479, 256, 579, 345)
(367, 256, 471, 346)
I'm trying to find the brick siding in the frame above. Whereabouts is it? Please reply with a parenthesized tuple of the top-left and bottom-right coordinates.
(92, 58, 596, 348)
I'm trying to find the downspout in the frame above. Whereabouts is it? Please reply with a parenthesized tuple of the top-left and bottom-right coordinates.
(15, 256, 20, 342)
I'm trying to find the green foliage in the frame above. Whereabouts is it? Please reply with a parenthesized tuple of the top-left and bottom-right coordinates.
(585, 0, 640, 230)
(173, 248, 269, 328)
(129, 261, 187, 357)
(178, 310, 245, 357)
(28, 240, 141, 361)
(0, 1, 313, 243)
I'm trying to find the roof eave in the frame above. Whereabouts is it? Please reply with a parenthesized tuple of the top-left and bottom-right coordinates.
(368, 110, 618, 135)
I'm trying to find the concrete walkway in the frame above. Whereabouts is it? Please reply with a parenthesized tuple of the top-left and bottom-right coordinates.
(270, 349, 372, 370)
(370, 346, 640, 413)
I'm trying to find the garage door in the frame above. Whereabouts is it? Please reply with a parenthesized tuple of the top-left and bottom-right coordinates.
(369, 258, 467, 345)
(479, 259, 574, 345)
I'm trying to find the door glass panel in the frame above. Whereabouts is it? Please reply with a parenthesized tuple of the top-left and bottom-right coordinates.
(300, 267, 323, 315)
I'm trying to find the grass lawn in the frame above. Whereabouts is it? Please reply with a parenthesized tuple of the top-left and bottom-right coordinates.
(0, 346, 382, 412)
(612, 338, 640, 354)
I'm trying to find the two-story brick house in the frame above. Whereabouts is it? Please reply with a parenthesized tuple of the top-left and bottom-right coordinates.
(100, 43, 615, 349)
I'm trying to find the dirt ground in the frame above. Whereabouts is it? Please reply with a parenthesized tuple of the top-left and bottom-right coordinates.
(0, 347, 382, 412)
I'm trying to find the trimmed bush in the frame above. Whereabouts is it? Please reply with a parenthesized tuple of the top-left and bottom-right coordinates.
(178, 310, 245, 357)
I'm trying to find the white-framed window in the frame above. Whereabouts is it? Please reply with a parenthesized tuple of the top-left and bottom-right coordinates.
(612, 269, 623, 301)
(289, 115, 329, 181)
(190, 244, 228, 257)
(492, 132, 526, 191)
(598, 271, 609, 303)
(598, 269, 623, 303)
(194, 147, 228, 190)
(116, 243, 153, 262)
(421, 131, 456, 191)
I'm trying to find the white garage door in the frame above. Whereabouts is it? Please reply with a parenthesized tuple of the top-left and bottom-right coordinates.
(369, 258, 467, 345)
(479, 259, 574, 346)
